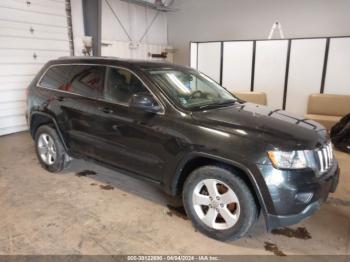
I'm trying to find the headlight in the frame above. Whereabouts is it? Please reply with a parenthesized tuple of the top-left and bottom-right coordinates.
(267, 150, 307, 169)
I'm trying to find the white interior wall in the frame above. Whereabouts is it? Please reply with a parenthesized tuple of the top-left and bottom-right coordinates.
(167, 0, 350, 117)
(222, 41, 253, 92)
(190, 42, 197, 69)
(197, 42, 221, 83)
(167, 0, 350, 66)
(324, 38, 350, 95)
(254, 40, 288, 109)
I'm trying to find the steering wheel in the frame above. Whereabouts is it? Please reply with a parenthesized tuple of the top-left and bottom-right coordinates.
(189, 90, 205, 99)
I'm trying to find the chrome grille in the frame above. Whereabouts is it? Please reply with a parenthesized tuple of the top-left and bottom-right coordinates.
(316, 143, 333, 173)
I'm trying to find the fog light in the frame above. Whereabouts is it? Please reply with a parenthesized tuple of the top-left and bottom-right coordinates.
(295, 192, 313, 203)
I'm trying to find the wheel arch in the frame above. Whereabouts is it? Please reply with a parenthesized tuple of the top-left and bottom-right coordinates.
(29, 111, 68, 151)
(169, 153, 269, 219)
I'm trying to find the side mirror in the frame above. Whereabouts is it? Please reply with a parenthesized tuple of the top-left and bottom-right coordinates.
(129, 93, 161, 113)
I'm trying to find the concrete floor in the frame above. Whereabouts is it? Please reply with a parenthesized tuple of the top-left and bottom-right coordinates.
(0, 131, 349, 256)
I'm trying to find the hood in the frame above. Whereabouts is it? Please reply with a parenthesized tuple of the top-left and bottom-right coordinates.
(191, 102, 328, 151)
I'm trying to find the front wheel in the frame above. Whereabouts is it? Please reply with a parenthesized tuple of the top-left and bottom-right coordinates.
(183, 166, 258, 241)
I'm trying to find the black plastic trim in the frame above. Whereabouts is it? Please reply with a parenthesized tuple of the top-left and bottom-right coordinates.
(266, 200, 321, 230)
(251, 41, 256, 92)
(219, 42, 224, 85)
(282, 40, 292, 110)
(320, 38, 330, 94)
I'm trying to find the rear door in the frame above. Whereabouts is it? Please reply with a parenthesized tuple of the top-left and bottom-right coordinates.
(36, 64, 72, 141)
(54, 64, 107, 156)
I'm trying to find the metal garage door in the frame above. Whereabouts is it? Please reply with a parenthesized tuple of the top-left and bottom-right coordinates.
(0, 0, 71, 136)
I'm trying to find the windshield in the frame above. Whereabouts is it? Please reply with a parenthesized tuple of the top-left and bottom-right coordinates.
(145, 68, 237, 110)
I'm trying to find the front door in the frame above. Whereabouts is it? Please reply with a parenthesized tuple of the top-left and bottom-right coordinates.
(91, 67, 171, 181)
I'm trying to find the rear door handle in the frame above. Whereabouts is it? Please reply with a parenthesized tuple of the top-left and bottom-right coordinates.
(98, 107, 114, 114)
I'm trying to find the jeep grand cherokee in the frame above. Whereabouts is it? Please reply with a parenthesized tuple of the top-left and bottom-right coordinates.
(26, 57, 339, 241)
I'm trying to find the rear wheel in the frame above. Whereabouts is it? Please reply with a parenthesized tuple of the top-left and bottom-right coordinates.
(35, 125, 70, 172)
(183, 166, 258, 241)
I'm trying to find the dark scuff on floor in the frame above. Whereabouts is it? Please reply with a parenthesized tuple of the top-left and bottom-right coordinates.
(76, 170, 97, 177)
(271, 227, 312, 240)
(264, 242, 287, 256)
(100, 184, 114, 190)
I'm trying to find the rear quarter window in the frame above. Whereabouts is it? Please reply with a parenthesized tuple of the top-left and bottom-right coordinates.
(38, 65, 71, 90)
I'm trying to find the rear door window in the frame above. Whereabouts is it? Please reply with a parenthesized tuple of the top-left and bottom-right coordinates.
(67, 65, 106, 99)
(39, 65, 70, 90)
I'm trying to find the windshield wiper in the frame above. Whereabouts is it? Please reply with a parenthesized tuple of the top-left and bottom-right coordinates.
(197, 100, 237, 110)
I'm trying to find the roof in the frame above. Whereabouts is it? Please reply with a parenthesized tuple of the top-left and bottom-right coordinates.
(55, 56, 190, 70)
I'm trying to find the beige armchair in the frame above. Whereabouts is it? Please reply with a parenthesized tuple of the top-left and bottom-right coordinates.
(305, 94, 350, 130)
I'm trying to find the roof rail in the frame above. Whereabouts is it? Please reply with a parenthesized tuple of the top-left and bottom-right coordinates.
(57, 56, 122, 60)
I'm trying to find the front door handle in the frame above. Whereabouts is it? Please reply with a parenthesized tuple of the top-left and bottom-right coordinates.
(98, 107, 114, 114)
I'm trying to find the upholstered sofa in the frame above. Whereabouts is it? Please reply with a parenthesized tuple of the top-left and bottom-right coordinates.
(305, 94, 350, 130)
(233, 91, 267, 106)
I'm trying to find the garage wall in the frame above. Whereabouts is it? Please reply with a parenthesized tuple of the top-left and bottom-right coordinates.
(101, 0, 171, 61)
(70, 0, 171, 60)
(102, 0, 167, 45)
(0, 0, 71, 136)
(70, 0, 85, 55)
(168, 0, 350, 66)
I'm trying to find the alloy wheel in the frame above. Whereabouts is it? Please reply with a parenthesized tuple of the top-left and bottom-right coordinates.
(192, 178, 240, 230)
(37, 133, 57, 165)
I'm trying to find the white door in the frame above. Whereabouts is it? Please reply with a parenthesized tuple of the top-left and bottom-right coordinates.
(0, 0, 71, 136)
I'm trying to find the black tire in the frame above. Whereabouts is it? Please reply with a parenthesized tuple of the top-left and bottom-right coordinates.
(34, 125, 70, 173)
(183, 166, 258, 241)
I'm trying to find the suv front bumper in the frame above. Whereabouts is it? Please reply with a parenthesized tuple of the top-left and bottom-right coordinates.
(258, 162, 339, 230)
